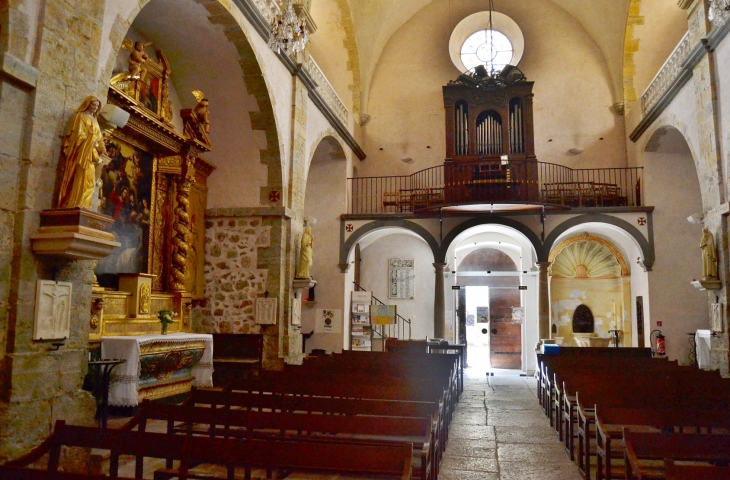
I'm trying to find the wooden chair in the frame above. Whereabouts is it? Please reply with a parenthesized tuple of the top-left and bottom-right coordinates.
(398, 189, 413, 212)
(383, 191, 400, 210)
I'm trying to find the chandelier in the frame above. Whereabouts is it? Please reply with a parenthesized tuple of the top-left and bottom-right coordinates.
(449, 0, 526, 92)
(709, 0, 730, 23)
(268, 1, 310, 56)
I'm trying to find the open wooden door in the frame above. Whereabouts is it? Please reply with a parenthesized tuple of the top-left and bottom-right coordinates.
(489, 289, 522, 370)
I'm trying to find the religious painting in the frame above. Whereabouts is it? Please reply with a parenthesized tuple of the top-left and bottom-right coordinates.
(140, 75, 160, 115)
(476, 306, 489, 323)
(95, 137, 155, 280)
(34, 280, 72, 340)
(388, 258, 415, 299)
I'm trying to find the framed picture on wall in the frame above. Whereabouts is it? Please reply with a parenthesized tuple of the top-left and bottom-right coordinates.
(477, 306, 489, 323)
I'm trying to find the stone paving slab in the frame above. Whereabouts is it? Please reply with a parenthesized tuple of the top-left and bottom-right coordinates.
(442, 369, 582, 479)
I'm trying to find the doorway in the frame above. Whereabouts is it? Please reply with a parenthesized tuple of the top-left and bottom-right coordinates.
(462, 284, 523, 370)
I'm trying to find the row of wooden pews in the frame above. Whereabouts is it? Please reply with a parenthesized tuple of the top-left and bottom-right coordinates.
(1, 342, 459, 480)
(536, 347, 730, 480)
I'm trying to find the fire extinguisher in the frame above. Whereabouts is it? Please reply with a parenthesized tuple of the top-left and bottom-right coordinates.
(651, 329, 666, 356)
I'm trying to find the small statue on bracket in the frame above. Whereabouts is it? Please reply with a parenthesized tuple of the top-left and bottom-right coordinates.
(700, 227, 718, 280)
(296, 216, 316, 279)
(181, 90, 212, 147)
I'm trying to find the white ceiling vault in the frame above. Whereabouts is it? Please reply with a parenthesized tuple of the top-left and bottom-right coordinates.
(341, 0, 631, 109)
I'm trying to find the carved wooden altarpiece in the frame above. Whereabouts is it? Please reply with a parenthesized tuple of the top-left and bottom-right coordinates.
(90, 43, 215, 344)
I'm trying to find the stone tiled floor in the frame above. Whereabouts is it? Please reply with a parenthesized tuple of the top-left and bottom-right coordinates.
(438, 368, 583, 480)
(106, 368, 581, 479)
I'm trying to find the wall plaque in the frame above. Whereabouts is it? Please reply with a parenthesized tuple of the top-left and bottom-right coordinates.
(34, 280, 72, 340)
(388, 258, 414, 299)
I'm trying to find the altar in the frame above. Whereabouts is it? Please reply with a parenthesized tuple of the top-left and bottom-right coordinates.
(101, 332, 213, 406)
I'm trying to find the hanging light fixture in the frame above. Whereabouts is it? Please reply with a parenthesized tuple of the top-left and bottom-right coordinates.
(450, 0, 525, 92)
(709, 0, 730, 24)
(268, 1, 310, 56)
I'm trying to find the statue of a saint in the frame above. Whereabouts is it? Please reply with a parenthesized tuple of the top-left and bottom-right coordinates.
(296, 216, 316, 278)
(57, 96, 106, 210)
(700, 227, 718, 280)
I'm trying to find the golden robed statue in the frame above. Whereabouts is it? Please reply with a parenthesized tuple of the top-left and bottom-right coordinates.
(57, 96, 106, 210)
(296, 216, 316, 278)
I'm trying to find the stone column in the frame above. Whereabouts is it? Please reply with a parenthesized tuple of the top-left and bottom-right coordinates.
(536, 261, 551, 350)
(433, 263, 447, 339)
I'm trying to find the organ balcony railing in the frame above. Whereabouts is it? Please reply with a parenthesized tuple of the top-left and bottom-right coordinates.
(347, 160, 643, 215)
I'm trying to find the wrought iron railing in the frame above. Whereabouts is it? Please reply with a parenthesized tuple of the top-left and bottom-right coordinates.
(641, 32, 691, 115)
(353, 282, 411, 350)
(348, 160, 643, 214)
(304, 54, 349, 126)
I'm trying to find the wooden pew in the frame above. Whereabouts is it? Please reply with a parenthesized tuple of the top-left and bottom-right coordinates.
(5, 420, 414, 480)
(211, 333, 262, 384)
(624, 428, 730, 480)
(0, 469, 131, 480)
(664, 459, 730, 480)
(596, 409, 730, 480)
(128, 400, 434, 480)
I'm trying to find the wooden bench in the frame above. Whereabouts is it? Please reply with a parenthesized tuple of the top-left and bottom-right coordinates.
(664, 459, 730, 480)
(129, 400, 432, 480)
(211, 333, 262, 385)
(624, 428, 730, 480)
(5, 420, 413, 480)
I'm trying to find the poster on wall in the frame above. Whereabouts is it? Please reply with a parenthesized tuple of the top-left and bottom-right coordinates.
(316, 309, 342, 334)
(477, 306, 489, 323)
(371, 304, 397, 325)
(95, 137, 154, 279)
(389, 258, 415, 299)
(466, 314, 475, 327)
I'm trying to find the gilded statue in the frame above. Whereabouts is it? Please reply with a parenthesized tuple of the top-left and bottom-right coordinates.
(192, 90, 211, 134)
(296, 216, 316, 278)
(700, 227, 718, 280)
(181, 91, 211, 146)
(128, 41, 153, 80)
(57, 96, 106, 210)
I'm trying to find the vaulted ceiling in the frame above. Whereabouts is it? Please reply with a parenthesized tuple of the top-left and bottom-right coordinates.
(344, 0, 632, 106)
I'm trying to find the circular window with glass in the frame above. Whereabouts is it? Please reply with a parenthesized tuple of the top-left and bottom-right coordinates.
(461, 29, 514, 73)
(449, 11, 524, 74)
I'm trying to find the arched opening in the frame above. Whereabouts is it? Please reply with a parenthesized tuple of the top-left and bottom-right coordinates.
(300, 135, 348, 354)
(549, 225, 644, 349)
(643, 125, 706, 362)
(102, 0, 284, 340)
(444, 223, 539, 373)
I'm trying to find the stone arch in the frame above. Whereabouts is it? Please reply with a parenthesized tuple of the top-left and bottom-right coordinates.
(307, 130, 347, 173)
(542, 214, 653, 269)
(102, 0, 284, 203)
(438, 217, 542, 264)
(340, 220, 440, 271)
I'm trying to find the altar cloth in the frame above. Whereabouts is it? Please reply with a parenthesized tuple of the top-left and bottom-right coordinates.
(102, 333, 213, 406)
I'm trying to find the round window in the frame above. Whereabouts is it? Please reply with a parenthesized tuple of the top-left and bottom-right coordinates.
(461, 29, 514, 73)
(448, 11, 524, 74)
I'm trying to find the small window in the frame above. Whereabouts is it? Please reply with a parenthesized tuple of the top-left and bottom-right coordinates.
(460, 29, 514, 73)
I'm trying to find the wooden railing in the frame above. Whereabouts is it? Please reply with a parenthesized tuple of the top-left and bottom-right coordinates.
(348, 160, 643, 214)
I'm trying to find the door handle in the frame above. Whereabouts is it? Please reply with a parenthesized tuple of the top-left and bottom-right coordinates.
(491, 328, 498, 335)
(481, 328, 488, 335)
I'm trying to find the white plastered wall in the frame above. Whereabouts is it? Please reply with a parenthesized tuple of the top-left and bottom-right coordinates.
(359, 232, 436, 340)
(361, 0, 626, 178)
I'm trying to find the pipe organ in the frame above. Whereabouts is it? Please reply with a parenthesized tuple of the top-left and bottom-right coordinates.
(443, 79, 537, 204)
